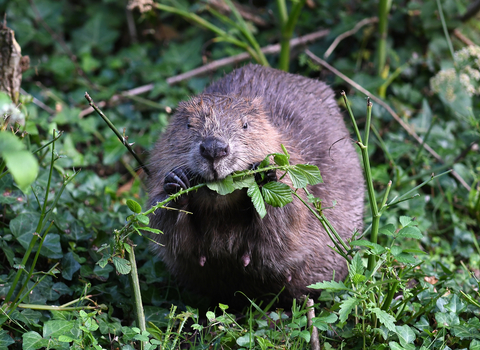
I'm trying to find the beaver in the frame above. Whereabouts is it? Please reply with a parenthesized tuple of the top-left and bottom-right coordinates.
(147, 64, 364, 306)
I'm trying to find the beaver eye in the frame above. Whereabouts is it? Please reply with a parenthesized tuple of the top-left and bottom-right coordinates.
(242, 122, 248, 129)
(187, 121, 192, 129)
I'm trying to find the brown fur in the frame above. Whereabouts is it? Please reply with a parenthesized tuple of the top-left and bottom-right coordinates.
(147, 64, 364, 306)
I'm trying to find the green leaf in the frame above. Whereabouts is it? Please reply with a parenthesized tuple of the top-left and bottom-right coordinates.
(287, 167, 308, 188)
(232, 174, 255, 190)
(261, 181, 293, 207)
(127, 199, 142, 213)
(62, 252, 81, 280)
(236, 333, 254, 347)
(112, 256, 131, 275)
(40, 234, 62, 259)
(445, 294, 466, 313)
(10, 212, 40, 249)
(379, 223, 396, 236)
(0, 132, 39, 192)
(402, 248, 426, 255)
(349, 252, 364, 280)
(308, 280, 349, 291)
(339, 297, 359, 323)
(273, 153, 289, 166)
(206, 311, 215, 321)
(139, 226, 162, 234)
(396, 325, 416, 346)
(295, 164, 323, 185)
(22, 331, 48, 350)
(397, 226, 422, 239)
(207, 175, 235, 195)
(247, 182, 266, 218)
(371, 307, 396, 332)
(312, 313, 338, 330)
(470, 339, 480, 350)
(399, 216, 413, 227)
(0, 330, 14, 348)
(43, 320, 74, 338)
(137, 214, 149, 225)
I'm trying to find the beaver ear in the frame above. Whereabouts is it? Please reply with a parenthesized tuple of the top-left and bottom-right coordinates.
(247, 96, 265, 115)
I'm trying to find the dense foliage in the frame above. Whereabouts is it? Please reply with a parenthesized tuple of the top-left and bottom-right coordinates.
(1, 0, 479, 349)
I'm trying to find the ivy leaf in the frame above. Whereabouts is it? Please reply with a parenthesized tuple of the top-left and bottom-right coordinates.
(207, 175, 235, 195)
(0, 330, 15, 348)
(261, 182, 292, 207)
(295, 164, 323, 185)
(395, 325, 416, 346)
(43, 320, 74, 338)
(371, 307, 396, 332)
(247, 182, 266, 218)
(127, 199, 142, 213)
(22, 331, 48, 350)
(339, 297, 359, 323)
(112, 256, 131, 275)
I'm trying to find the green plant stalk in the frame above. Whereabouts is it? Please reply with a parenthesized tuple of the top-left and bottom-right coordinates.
(276, 0, 288, 25)
(436, 0, 454, 60)
(4, 129, 58, 304)
(9, 222, 55, 312)
(278, 0, 307, 71)
(376, 0, 389, 77)
(293, 192, 351, 262)
(341, 92, 363, 144)
(360, 101, 380, 271)
(156, 3, 264, 65)
(413, 116, 437, 165)
(17, 304, 104, 311)
(223, 0, 269, 67)
(381, 280, 399, 311)
(378, 63, 407, 98)
(128, 244, 146, 350)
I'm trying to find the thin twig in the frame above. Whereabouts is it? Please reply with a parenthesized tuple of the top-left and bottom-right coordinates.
(84, 92, 150, 176)
(453, 29, 476, 46)
(207, 0, 268, 27)
(324, 17, 378, 59)
(305, 297, 320, 350)
(78, 28, 330, 117)
(305, 49, 471, 191)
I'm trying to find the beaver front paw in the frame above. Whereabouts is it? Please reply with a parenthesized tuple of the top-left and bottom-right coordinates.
(164, 167, 191, 205)
(251, 162, 277, 186)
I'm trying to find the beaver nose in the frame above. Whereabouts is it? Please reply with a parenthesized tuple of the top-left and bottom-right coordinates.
(200, 137, 230, 161)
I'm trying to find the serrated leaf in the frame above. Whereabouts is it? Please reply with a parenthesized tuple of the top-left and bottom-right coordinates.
(287, 167, 308, 188)
(247, 182, 266, 218)
(261, 181, 292, 207)
(295, 164, 323, 185)
(339, 297, 359, 323)
(379, 223, 396, 236)
(353, 274, 366, 284)
(395, 253, 416, 264)
(399, 216, 413, 227)
(231, 174, 255, 190)
(371, 307, 396, 332)
(207, 175, 235, 195)
(397, 226, 423, 239)
(307, 280, 349, 291)
(127, 199, 142, 213)
(137, 214, 149, 225)
(112, 256, 131, 275)
(403, 248, 426, 255)
(349, 252, 364, 280)
(391, 246, 402, 256)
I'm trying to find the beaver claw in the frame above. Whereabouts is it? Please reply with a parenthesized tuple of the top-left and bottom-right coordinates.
(164, 168, 190, 205)
(251, 162, 277, 185)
